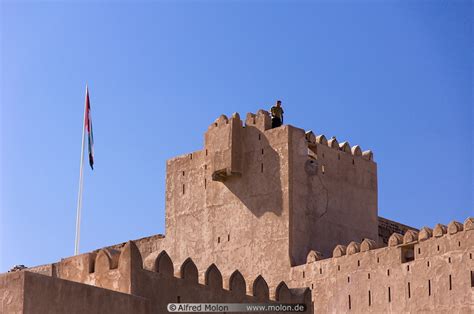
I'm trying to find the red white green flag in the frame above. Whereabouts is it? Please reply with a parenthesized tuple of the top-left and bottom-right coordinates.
(85, 87, 94, 169)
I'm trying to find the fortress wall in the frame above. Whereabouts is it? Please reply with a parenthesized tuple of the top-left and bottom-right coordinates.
(289, 129, 378, 263)
(0, 271, 24, 314)
(288, 223, 473, 313)
(164, 111, 293, 288)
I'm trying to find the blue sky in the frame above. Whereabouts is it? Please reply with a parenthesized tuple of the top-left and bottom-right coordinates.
(1, 1, 472, 272)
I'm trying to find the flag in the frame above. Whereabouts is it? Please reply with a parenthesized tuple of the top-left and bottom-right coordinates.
(85, 87, 94, 169)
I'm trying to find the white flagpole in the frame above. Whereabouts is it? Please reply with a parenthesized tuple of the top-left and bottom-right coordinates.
(74, 85, 88, 255)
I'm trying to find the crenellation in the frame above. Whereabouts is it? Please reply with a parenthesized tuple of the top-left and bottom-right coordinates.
(403, 230, 419, 244)
(351, 145, 362, 156)
(433, 224, 447, 237)
(362, 150, 373, 161)
(418, 227, 433, 241)
(339, 141, 351, 153)
(327, 137, 339, 149)
(360, 238, 377, 252)
(388, 233, 404, 246)
(447, 220, 463, 234)
(464, 217, 474, 230)
(346, 242, 361, 255)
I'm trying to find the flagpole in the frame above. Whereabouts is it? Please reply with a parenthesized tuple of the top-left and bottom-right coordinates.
(74, 85, 88, 255)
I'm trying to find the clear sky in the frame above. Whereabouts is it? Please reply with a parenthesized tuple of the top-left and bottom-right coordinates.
(1, 1, 472, 272)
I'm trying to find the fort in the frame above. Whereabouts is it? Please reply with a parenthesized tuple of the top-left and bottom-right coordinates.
(1, 108, 472, 313)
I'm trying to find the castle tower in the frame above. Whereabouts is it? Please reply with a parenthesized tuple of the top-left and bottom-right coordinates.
(164, 110, 378, 285)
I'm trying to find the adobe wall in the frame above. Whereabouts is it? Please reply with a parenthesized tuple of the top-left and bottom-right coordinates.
(0, 271, 149, 314)
(289, 129, 378, 264)
(163, 110, 379, 287)
(288, 219, 473, 313)
(164, 111, 293, 286)
(22, 241, 312, 313)
(378, 216, 418, 245)
(0, 271, 24, 314)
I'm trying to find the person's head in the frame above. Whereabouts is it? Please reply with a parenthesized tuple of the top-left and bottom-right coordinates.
(276, 100, 282, 107)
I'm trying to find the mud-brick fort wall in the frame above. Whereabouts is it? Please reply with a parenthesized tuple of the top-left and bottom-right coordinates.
(163, 109, 378, 288)
(289, 219, 474, 313)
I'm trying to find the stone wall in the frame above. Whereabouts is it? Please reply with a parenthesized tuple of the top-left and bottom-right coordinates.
(288, 218, 473, 313)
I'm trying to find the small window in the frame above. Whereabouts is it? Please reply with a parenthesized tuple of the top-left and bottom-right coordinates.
(303, 271, 305, 278)
(217, 237, 220, 243)
(182, 184, 185, 194)
(437, 245, 440, 251)
(190, 153, 193, 160)
(261, 148, 264, 155)
(182, 171, 185, 176)
(320, 268, 322, 274)
(322, 165, 326, 174)
(408, 282, 411, 298)
(377, 257, 380, 263)
(368, 273, 371, 279)
(418, 248, 421, 255)
(261, 163, 264, 173)
(449, 275, 452, 290)
(427, 261, 430, 267)
(407, 265, 410, 271)
(388, 287, 391, 302)
(205, 149, 208, 156)
(458, 241, 461, 247)
(448, 257, 451, 263)
(428, 280, 431, 296)
(338, 265, 340, 271)
(227, 234, 230, 241)
(368, 290, 371, 306)
(348, 295, 351, 310)
(258, 134, 261, 140)
(352, 159, 355, 165)
(357, 260, 360, 267)
(204, 179, 207, 189)
(347, 276, 350, 283)
(387, 269, 390, 276)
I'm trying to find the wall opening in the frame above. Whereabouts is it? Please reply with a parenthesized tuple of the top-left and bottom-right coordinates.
(357, 260, 360, 267)
(449, 275, 452, 290)
(227, 234, 230, 241)
(261, 148, 264, 155)
(401, 245, 415, 263)
(190, 153, 193, 160)
(322, 165, 325, 174)
(217, 237, 220, 244)
(377, 257, 380, 263)
(368, 290, 371, 306)
(448, 257, 451, 263)
(458, 241, 461, 247)
(338, 265, 340, 271)
(408, 282, 411, 298)
(428, 280, 431, 296)
(303, 271, 305, 278)
(347, 276, 350, 283)
(258, 134, 261, 140)
(418, 248, 421, 255)
(437, 245, 440, 251)
(205, 149, 208, 156)
(352, 159, 355, 165)
(388, 287, 391, 302)
(348, 295, 351, 310)
(427, 261, 430, 267)
(471, 271, 474, 287)
(407, 265, 410, 271)
(261, 163, 264, 173)
(320, 268, 322, 275)
(368, 273, 370, 279)
(387, 269, 390, 276)
(182, 184, 185, 195)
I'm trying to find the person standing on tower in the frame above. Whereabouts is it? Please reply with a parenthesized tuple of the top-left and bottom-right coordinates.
(270, 100, 284, 128)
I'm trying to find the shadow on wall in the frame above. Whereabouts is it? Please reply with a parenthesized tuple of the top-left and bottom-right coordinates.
(223, 127, 283, 218)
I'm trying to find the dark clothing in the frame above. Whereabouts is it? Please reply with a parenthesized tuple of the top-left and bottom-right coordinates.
(272, 117, 282, 128)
